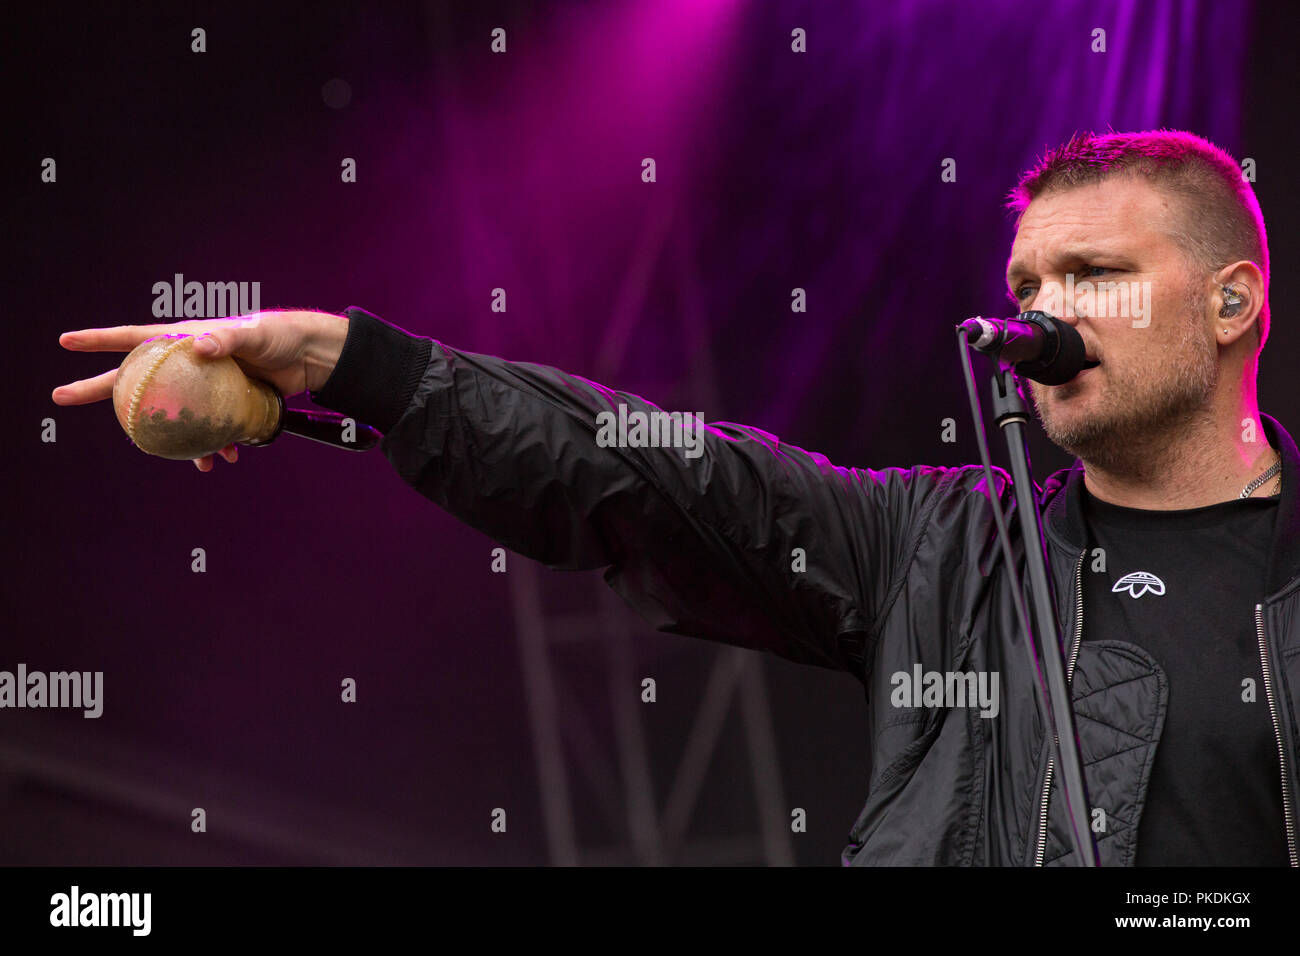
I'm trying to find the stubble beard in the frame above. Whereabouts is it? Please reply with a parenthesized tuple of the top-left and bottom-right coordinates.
(1028, 293, 1219, 479)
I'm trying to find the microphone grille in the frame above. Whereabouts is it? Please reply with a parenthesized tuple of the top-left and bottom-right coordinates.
(962, 317, 999, 351)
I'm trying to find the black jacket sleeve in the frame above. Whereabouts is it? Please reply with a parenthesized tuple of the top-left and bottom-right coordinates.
(310, 306, 958, 680)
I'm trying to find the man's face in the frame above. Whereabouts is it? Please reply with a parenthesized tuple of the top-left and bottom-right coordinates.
(1006, 176, 1218, 469)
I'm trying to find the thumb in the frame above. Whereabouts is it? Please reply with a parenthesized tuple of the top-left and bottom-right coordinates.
(193, 329, 241, 357)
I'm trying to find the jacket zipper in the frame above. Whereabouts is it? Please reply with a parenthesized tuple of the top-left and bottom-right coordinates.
(1034, 586, 1300, 865)
(1033, 548, 1086, 866)
(1255, 604, 1299, 866)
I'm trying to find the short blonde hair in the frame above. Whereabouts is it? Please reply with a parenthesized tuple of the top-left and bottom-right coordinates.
(1007, 130, 1270, 349)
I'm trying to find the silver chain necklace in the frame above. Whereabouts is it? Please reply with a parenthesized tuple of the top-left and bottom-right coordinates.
(1239, 457, 1282, 499)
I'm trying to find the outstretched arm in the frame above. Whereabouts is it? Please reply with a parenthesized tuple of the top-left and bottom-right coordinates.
(311, 307, 960, 678)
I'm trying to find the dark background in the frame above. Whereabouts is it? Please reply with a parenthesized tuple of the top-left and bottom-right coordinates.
(5, 0, 1298, 864)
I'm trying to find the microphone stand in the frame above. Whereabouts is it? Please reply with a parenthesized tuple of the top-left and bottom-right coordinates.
(988, 365, 1098, 866)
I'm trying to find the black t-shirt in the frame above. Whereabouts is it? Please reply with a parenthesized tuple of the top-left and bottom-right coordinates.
(1080, 485, 1289, 865)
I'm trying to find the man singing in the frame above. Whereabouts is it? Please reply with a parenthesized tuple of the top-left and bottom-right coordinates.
(53, 129, 1296, 866)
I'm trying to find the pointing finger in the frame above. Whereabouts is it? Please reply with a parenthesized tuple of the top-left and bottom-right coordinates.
(59, 326, 170, 352)
(61, 315, 267, 353)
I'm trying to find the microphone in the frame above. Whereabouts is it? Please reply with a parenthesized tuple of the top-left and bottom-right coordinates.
(957, 311, 1096, 385)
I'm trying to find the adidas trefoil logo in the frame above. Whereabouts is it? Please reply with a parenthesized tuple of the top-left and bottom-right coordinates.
(1112, 571, 1166, 599)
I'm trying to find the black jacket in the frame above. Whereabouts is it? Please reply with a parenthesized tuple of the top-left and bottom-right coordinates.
(311, 306, 1300, 866)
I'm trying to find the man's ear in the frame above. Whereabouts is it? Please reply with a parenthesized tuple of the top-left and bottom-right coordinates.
(1211, 261, 1266, 346)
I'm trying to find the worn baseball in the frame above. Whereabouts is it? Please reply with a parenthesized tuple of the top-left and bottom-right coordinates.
(111, 333, 281, 460)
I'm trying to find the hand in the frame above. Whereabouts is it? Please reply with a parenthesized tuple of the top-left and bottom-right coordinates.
(53, 310, 349, 470)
